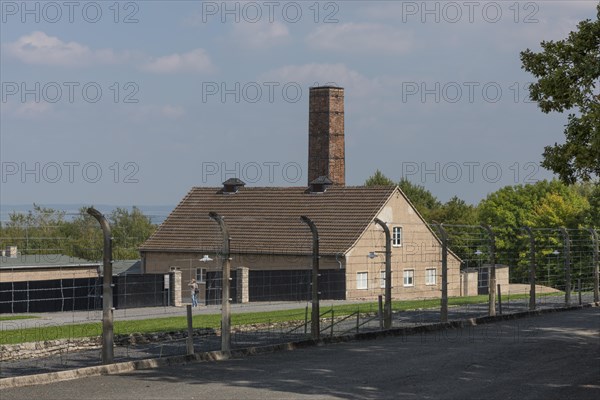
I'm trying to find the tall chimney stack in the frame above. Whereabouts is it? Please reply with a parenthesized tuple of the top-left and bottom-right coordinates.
(308, 86, 345, 186)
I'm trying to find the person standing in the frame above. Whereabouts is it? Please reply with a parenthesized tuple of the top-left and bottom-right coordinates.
(188, 279, 199, 307)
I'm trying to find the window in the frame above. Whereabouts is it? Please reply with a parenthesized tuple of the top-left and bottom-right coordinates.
(403, 269, 414, 287)
(393, 227, 402, 247)
(380, 271, 386, 288)
(426, 268, 436, 285)
(357, 272, 368, 290)
(196, 268, 206, 283)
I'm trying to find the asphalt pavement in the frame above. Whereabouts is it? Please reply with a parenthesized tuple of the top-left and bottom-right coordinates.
(3, 306, 599, 400)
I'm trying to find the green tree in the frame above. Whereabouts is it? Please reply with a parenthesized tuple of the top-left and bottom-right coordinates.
(524, 191, 589, 228)
(426, 196, 478, 264)
(109, 207, 156, 260)
(478, 180, 588, 229)
(62, 207, 104, 260)
(1, 204, 67, 254)
(429, 196, 477, 225)
(364, 169, 395, 186)
(0, 205, 157, 261)
(478, 180, 590, 284)
(585, 184, 600, 227)
(397, 178, 442, 221)
(520, 4, 600, 183)
(364, 171, 445, 221)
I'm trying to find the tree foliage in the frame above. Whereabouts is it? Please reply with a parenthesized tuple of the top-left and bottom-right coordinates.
(109, 207, 156, 260)
(365, 169, 395, 186)
(397, 178, 442, 221)
(0, 206, 156, 260)
(520, 4, 600, 183)
(478, 180, 590, 230)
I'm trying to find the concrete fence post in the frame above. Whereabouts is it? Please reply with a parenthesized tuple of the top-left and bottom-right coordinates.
(432, 222, 448, 323)
(378, 295, 383, 330)
(497, 284, 502, 315)
(559, 228, 571, 306)
(590, 228, 599, 303)
(87, 207, 114, 365)
(521, 227, 536, 311)
(186, 304, 194, 355)
(481, 225, 496, 317)
(208, 212, 231, 353)
(300, 216, 320, 340)
(373, 218, 392, 328)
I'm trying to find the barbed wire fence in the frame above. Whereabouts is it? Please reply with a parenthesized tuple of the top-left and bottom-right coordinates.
(0, 209, 598, 378)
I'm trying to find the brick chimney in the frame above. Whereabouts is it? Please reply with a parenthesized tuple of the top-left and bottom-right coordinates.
(308, 86, 345, 186)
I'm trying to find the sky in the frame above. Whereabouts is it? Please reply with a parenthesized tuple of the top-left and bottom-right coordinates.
(0, 0, 597, 213)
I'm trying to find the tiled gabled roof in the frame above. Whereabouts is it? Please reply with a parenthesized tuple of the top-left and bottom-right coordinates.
(139, 186, 397, 256)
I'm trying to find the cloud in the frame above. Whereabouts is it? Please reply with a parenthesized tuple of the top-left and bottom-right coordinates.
(0, 101, 53, 119)
(231, 21, 290, 48)
(124, 104, 186, 122)
(3, 31, 127, 67)
(141, 49, 215, 74)
(160, 105, 186, 118)
(3, 32, 214, 74)
(261, 63, 382, 98)
(307, 23, 413, 54)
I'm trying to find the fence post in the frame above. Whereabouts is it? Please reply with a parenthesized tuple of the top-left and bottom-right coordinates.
(481, 225, 496, 317)
(87, 207, 114, 365)
(378, 295, 383, 329)
(559, 228, 571, 306)
(300, 216, 320, 341)
(186, 304, 194, 355)
(208, 212, 231, 353)
(373, 218, 392, 328)
(331, 310, 335, 337)
(590, 228, 599, 303)
(497, 284, 502, 315)
(522, 227, 536, 311)
(432, 222, 448, 323)
(304, 305, 308, 335)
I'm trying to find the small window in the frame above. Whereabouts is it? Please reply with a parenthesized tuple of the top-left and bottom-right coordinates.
(357, 272, 368, 290)
(196, 268, 206, 283)
(403, 269, 414, 287)
(393, 227, 402, 247)
(380, 271, 386, 288)
(426, 268, 436, 285)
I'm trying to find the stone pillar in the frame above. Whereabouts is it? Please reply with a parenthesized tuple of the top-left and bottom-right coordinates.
(170, 269, 182, 307)
(237, 267, 249, 303)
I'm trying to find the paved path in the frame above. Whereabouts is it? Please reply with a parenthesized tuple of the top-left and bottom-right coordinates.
(1, 300, 370, 330)
(3, 292, 588, 331)
(3, 307, 599, 399)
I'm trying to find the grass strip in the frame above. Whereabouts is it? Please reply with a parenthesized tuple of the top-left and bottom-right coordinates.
(0, 292, 564, 345)
(0, 316, 39, 321)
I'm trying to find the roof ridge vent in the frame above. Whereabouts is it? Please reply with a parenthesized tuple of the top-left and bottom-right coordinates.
(307, 176, 332, 194)
(222, 178, 245, 194)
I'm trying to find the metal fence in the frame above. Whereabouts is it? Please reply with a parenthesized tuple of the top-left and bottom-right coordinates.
(0, 211, 597, 379)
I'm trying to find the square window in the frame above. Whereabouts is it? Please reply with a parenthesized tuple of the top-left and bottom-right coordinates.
(357, 272, 368, 290)
(426, 268, 436, 285)
(196, 268, 206, 283)
(403, 269, 414, 287)
(393, 227, 403, 247)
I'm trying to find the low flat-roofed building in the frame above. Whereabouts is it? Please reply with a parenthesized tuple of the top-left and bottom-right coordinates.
(0, 253, 100, 283)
